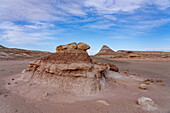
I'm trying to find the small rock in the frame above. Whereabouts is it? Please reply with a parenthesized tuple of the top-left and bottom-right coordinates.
(143, 81, 150, 85)
(4, 95, 8, 97)
(139, 84, 147, 90)
(15, 82, 17, 84)
(137, 97, 157, 111)
(96, 100, 109, 106)
(12, 78, 15, 81)
(43, 92, 49, 97)
(108, 63, 119, 72)
(161, 84, 165, 87)
(156, 80, 162, 83)
(145, 79, 154, 83)
(8, 83, 11, 85)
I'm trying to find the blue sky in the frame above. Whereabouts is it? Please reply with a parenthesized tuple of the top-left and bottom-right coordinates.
(0, 0, 170, 54)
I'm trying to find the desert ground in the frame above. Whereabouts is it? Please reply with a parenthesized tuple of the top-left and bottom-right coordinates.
(0, 57, 170, 113)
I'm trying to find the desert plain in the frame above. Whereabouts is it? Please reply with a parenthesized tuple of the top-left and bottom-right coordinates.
(0, 44, 170, 113)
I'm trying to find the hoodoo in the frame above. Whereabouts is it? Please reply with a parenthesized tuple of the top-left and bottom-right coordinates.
(21, 42, 118, 94)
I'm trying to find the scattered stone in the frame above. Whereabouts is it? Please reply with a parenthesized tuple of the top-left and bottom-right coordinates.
(8, 83, 11, 85)
(161, 84, 165, 87)
(139, 84, 147, 90)
(12, 78, 15, 81)
(43, 92, 49, 97)
(96, 100, 109, 106)
(144, 79, 154, 83)
(4, 95, 8, 97)
(137, 97, 157, 111)
(156, 80, 162, 83)
(143, 81, 150, 85)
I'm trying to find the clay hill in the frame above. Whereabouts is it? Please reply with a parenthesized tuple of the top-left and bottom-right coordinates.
(20, 42, 118, 94)
(95, 45, 170, 60)
(0, 45, 51, 60)
(94, 45, 116, 57)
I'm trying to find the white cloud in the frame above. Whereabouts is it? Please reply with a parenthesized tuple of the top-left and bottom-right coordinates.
(84, 20, 115, 29)
(85, 0, 144, 14)
(108, 36, 130, 39)
(1, 0, 170, 22)
(0, 22, 59, 44)
(0, 0, 170, 46)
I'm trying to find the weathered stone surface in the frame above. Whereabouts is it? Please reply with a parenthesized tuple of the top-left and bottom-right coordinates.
(137, 97, 157, 111)
(56, 45, 63, 51)
(96, 100, 109, 106)
(108, 63, 119, 72)
(94, 62, 119, 72)
(56, 42, 77, 52)
(21, 42, 118, 95)
(78, 42, 90, 51)
(138, 97, 154, 107)
(139, 84, 147, 90)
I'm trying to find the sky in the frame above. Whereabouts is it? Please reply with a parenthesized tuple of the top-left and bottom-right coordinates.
(0, 0, 170, 55)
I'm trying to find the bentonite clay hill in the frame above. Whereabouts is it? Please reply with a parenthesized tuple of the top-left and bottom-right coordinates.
(19, 42, 118, 94)
(95, 45, 116, 57)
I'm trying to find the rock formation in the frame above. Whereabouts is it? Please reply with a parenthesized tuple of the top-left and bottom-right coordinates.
(95, 45, 117, 57)
(21, 42, 118, 95)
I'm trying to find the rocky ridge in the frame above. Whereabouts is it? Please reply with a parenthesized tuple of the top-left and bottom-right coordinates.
(0, 45, 51, 60)
(94, 45, 170, 60)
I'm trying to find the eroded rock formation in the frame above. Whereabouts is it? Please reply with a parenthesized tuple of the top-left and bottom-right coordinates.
(21, 42, 118, 94)
(95, 45, 117, 57)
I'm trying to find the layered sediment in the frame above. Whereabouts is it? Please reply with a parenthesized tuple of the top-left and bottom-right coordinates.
(21, 42, 118, 94)
(95, 45, 117, 57)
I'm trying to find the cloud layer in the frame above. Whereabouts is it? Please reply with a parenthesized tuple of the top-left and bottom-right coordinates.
(0, 0, 170, 52)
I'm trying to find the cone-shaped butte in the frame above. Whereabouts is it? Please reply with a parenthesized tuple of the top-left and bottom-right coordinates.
(95, 45, 117, 57)
(21, 42, 118, 94)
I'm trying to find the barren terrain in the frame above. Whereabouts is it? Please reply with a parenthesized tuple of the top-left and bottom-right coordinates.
(0, 57, 170, 113)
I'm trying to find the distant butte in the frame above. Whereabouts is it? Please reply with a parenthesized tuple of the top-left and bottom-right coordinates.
(95, 45, 117, 57)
